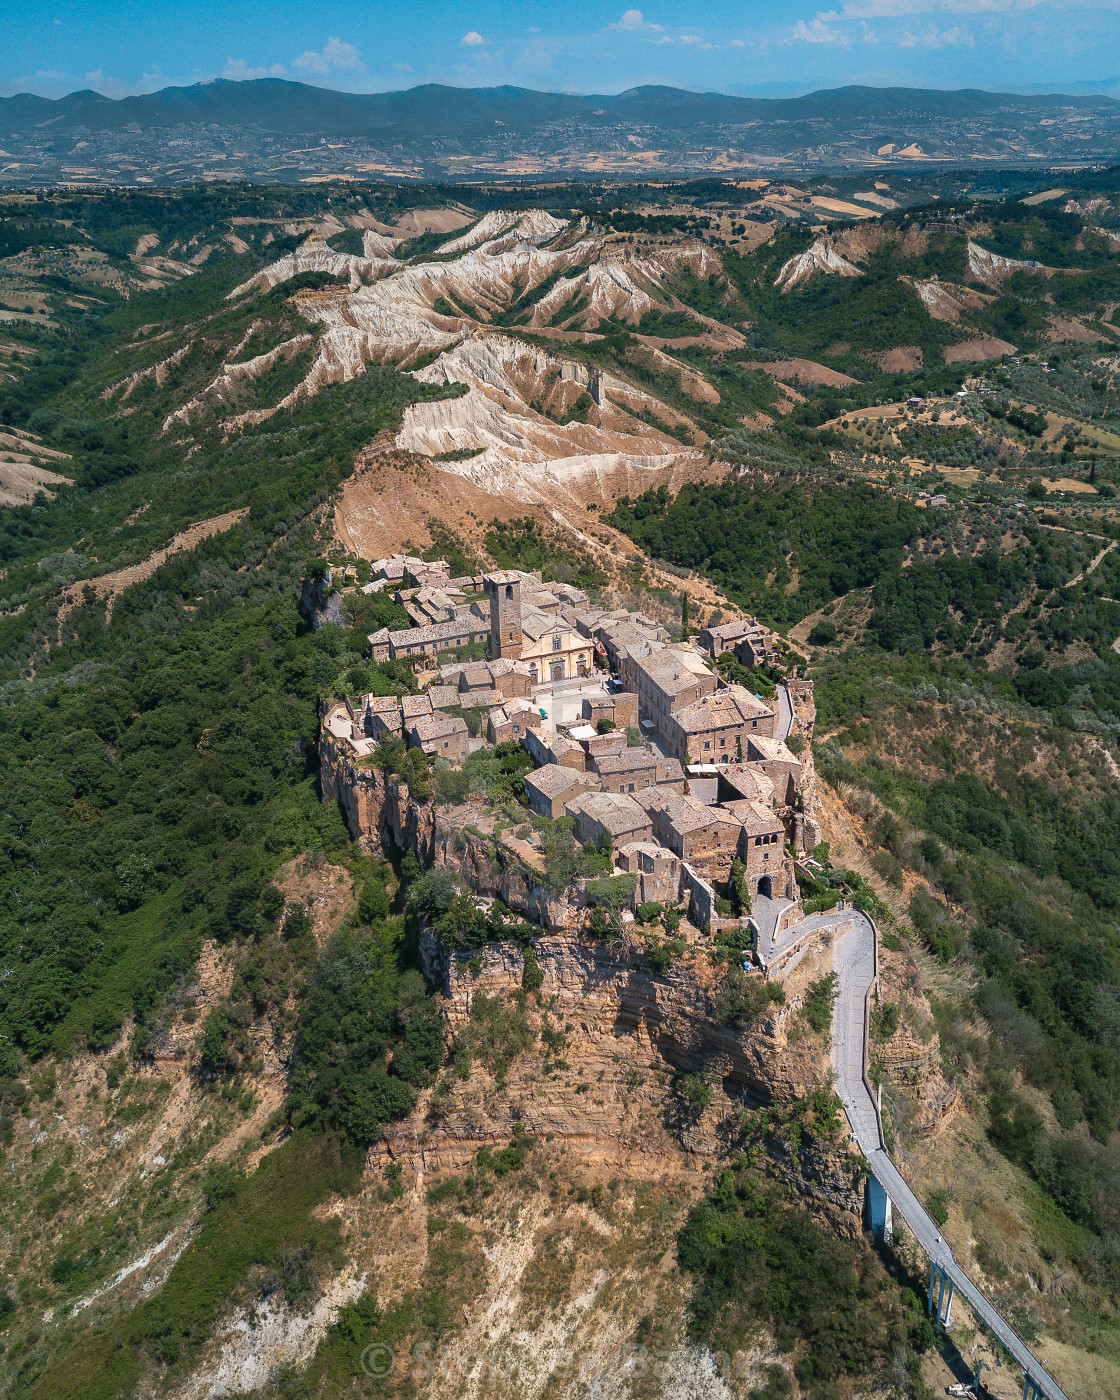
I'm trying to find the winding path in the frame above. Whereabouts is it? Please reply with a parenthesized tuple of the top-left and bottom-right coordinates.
(829, 912, 1072, 1400)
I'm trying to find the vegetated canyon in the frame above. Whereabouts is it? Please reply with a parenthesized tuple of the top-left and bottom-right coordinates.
(0, 169, 1118, 1400)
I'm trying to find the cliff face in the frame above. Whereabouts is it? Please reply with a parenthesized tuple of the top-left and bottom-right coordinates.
(381, 926, 866, 1233)
(319, 728, 436, 860)
(321, 725, 577, 924)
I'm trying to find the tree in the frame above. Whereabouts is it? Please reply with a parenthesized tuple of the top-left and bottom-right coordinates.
(714, 966, 784, 1028)
(433, 893, 490, 952)
(680, 590, 691, 636)
(584, 874, 638, 939)
(730, 857, 751, 915)
(408, 866, 456, 921)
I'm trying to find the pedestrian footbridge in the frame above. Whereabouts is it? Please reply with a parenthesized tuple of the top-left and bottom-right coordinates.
(826, 911, 1071, 1400)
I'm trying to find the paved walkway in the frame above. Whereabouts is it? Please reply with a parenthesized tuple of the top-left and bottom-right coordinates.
(750, 892, 795, 954)
(775, 683, 794, 741)
(756, 907, 846, 972)
(830, 914, 1072, 1400)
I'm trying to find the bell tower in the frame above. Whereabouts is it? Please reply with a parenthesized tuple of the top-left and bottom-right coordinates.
(486, 571, 523, 660)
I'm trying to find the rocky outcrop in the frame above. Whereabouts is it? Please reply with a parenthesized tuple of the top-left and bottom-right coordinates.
(422, 925, 814, 1096)
(397, 333, 705, 505)
(966, 239, 1047, 286)
(319, 726, 436, 861)
(320, 724, 569, 922)
(774, 238, 863, 291)
(382, 924, 864, 1232)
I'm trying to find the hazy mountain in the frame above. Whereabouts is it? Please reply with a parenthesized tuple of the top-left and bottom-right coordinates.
(3, 79, 1118, 139)
(4, 79, 1119, 181)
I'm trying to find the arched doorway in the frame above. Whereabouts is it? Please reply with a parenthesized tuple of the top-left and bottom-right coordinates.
(550, 660, 565, 682)
(757, 875, 773, 899)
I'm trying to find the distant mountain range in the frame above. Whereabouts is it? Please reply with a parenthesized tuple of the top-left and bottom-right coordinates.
(3, 80, 1119, 182)
(4, 80, 1118, 138)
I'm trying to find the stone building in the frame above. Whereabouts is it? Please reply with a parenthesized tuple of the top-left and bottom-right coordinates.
(487, 699, 542, 746)
(619, 644, 716, 732)
(743, 734, 803, 806)
(662, 685, 776, 765)
(731, 799, 791, 898)
(524, 764, 598, 820)
(698, 615, 774, 666)
(518, 609, 594, 684)
(615, 842, 682, 906)
(486, 570, 524, 660)
(563, 790, 653, 850)
(524, 728, 587, 770)
(642, 790, 744, 882)
(409, 712, 469, 765)
(592, 746, 659, 795)
(580, 690, 639, 732)
(441, 658, 534, 700)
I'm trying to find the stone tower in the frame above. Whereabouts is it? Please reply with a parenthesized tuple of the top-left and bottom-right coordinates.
(486, 571, 523, 660)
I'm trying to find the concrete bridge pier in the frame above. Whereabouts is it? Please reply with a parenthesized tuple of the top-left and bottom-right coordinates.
(927, 1262, 955, 1326)
(1023, 1378, 1047, 1400)
(867, 1175, 893, 1243)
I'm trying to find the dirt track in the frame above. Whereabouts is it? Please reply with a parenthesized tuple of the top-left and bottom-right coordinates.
(57, 506, 249, 633)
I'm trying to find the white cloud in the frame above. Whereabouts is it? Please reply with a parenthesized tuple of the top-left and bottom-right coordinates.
(615, 9, 647, 29)
(292, 37, 365, 76)
(460, 30, 485, 46)
(393, 62, 412, 73)
(789, 17, 852, 43)
(222, 57, 288, 80)
(899, 21, 975, 44)
(824, 0, 1049, 16)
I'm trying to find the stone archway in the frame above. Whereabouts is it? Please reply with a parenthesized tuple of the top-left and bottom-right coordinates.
(757, 874, 773, 899)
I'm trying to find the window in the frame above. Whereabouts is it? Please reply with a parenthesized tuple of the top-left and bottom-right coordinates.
(719, 737, 726, 747)
(505, 584, 514, 600)
(552, 635, 562, 651)
(702, 740, 711, 750)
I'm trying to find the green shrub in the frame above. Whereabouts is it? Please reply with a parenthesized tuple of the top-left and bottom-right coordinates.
(714, 966, 785, 1028)
(522, 944, 543, 993)
(802, 973, 839, 1034)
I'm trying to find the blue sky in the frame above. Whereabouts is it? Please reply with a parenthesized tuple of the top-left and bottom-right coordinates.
(4, 0, 1119, 100)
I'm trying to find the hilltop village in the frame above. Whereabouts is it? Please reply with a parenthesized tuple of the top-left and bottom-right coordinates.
(321, 554, 821, 953)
